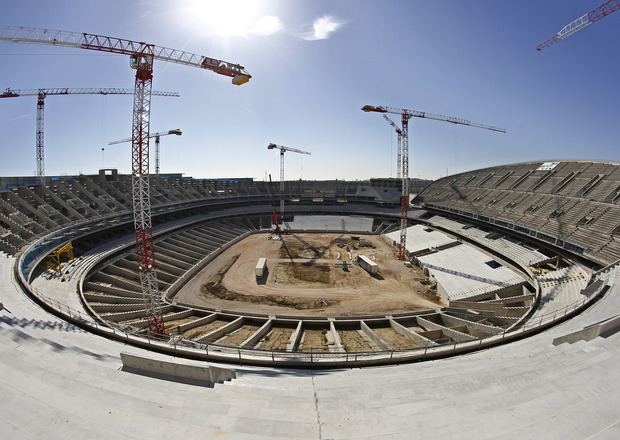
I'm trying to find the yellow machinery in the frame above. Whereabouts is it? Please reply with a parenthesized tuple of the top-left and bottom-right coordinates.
(43, 242, 74, 275)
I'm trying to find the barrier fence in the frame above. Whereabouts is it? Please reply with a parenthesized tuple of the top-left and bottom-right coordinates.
(15, 259, 616, 368)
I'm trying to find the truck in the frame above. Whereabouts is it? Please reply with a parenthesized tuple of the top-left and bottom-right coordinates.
(255, 257, 267, 278)
(357, 254, 378, 275)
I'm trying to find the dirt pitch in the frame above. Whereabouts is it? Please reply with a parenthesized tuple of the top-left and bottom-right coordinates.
(172, 232, 444, 317)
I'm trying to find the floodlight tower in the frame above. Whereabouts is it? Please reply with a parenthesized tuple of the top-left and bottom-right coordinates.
(267, 143, 311, 227)
(1, 26, 251, 338)
(362, 105, 505, 260)
(537, 0, 619, 50)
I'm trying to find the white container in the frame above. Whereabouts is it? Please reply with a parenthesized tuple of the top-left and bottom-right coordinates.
(255, 257, 267, 278)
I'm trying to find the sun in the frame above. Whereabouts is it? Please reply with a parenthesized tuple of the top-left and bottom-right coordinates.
(190, 0, 266, 37)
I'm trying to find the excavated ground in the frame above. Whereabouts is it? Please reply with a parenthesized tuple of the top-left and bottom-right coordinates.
(173, 232, 444, 317)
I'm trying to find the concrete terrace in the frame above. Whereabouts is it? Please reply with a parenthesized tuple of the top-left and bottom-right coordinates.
(1, 253, 619, 439)
(1, 161, 619, 437)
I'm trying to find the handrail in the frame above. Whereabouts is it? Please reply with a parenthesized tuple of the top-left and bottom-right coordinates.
(14, 256, 615, 368)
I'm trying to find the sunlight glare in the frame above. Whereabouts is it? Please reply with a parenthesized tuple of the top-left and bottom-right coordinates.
(191, 0, 280, 37)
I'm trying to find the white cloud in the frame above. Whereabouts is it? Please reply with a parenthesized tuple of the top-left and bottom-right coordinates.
(302, 15, 347, 41)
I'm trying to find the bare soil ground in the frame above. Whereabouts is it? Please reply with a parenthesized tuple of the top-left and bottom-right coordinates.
(339, 330, 373, 352)
(299, 329, 331, 352)
(256, 327, 296, 350)
(217, 324, 262, 345)
(181, 319, 231, 340)
(173, 232, 444, 317)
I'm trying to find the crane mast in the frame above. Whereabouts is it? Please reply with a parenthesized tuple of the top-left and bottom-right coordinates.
(537, 0, 620, 50)
(363, 105, 505, 260)
(1, 26, 251, 338)
(382, 114, 403, 179)
(36, 92, 44, 179)
(267, 143, 311, 229)
(0, 87, 179, 186)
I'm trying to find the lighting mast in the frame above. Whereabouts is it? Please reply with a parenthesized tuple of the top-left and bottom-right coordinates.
(362, 105, 505, 260)
(1, 26, 251, 338)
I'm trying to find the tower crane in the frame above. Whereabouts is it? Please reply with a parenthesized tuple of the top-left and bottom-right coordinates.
(362, 105, 505, 260)
(267, 143, 311, 230)
(0, 87, 179, 183)
(268, 174, 280, 232)
(0, 26, 251, 338)
(537, 0, 619, 50)
(382, 114, 403, 179)
(109, 129, 182, 176)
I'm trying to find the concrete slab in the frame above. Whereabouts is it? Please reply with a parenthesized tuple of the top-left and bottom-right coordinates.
(383, 223, 459, 254)
(2, 252, 620, 440)
(416, 243, 526, 301)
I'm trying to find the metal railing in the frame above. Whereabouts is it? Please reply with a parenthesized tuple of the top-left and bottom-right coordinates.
(15, 260, 615, 368)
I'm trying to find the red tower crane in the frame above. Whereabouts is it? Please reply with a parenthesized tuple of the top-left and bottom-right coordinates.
(537, 0, 620, 50)
(267, 143, 311, 229)
(382, 114, 403, 179)
(109, 129, 182, 176)
(0, 87, 178, 183)
(0, 26, 251, 338)
(362, 105, 505, 260)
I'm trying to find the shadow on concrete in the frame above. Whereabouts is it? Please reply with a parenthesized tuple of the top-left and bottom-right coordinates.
(0, 315, 86, 333)
(234, 366, 343, 378)
(0, 318, 118, 361)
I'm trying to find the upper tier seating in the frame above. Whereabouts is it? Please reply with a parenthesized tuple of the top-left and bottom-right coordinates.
(418, 160, 620, 266)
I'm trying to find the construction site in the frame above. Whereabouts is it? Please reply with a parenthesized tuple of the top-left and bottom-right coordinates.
(1, 2, 620, 437)
(174, 232, 442, 319)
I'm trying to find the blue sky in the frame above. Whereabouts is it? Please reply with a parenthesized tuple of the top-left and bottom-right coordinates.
(0, 0, 618, 181)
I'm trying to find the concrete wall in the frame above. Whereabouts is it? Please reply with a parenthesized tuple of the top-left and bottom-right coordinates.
(120, 352, 236, 384)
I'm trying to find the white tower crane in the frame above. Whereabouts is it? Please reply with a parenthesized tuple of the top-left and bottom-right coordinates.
(267, 143, 311, 229)
(109, 129, 182, 175)
(363, 105, 505, 260)
(0, 87, 178, 183)
(382, 114, 403, 179)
